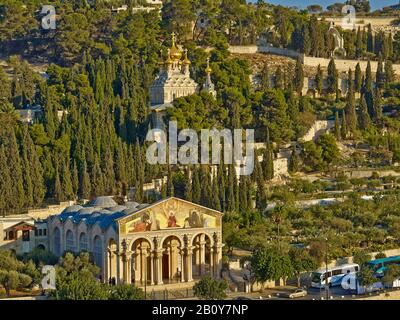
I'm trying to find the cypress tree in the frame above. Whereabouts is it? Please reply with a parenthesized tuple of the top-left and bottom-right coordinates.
(294, 57, 304, 95)
(263, 128, 274, 181)
(367, 24, 374, 53)
(166, 168, 174, 197)
(376, 56, 385, 90)
(359, 94, 372, 130)
(301, 24, 311, 55)
(211, 171, 221, 211)
(5, 128, 25, 209)
(373, 88, 383, 124)
(54, 164, 63, 202)
(21, 128, 34, 207)
(238, 176, 249, 213)
(345, 69, 357, 136)
(0, 146, 13, 211)
(341, 111, 348, 140)
(78, 158, 91, 199)
(192, 167, 201, 204)
(217, 165, 226, 211)
(334, 111, 341, 140)
(355, 63, 362, 93)
(355, 27, 364, 58)
(200, 166, 212, 207)
(184, 167, 192, 202)
(315, 64, 323, 95)
(385, 60, 394, 84)
(227, 164, 236, 212)
(61, 158, 74, 201)
(72, 161, 79, 197)
(364, 61, 374, 118)
(275, 66, 284, 90)
(260, 63, 270, 91)
(288, 146, 300, 174)
(327, 58, 338, 95)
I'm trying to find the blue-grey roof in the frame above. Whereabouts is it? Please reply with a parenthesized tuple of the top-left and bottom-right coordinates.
(85, 196, 118, 208)
(57, 197, 135, 231)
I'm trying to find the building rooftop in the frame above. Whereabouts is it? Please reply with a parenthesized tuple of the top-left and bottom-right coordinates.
(56, 196, 143, 231)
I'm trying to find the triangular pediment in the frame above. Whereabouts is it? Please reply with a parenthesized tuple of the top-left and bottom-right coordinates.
(117, 197, 222, 235)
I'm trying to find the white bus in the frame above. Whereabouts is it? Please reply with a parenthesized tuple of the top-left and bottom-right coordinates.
(311, 263, 359, 288)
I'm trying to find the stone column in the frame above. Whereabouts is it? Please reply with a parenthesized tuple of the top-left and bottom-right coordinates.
(180, 249, 185, 282)
(213, 245, 223, 279)
(122, 253, 128, 284)
(116, 251, 124, 284)
(168, 245, 172, 280)
(150, 252, 154, 285)
(126, 253, 132, 285)
(185, 247, 193, 282)
(209, 247, 214, 277)
(199, 235, 206, 275)
(140, 248, 146, 284)
(155, 249, 164, 285)
(104, 250, 109, 284)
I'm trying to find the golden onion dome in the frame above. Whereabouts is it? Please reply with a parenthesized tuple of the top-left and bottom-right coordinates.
(182, 49, 191, 65)
(205, 58, 212, 74)
(165, 51, 173, 65)
(169, 32, 183, 61)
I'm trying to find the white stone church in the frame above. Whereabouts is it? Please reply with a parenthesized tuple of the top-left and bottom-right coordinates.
(150, 33, 216, 128)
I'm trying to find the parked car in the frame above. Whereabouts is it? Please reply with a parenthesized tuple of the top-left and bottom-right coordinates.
(235, 296, 255, 300)
(280, 288, 308, 299)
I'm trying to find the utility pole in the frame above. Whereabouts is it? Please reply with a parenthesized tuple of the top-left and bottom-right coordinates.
(325, 237, 329, 300)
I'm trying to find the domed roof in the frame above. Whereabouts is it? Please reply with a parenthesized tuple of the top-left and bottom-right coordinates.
(169, 33, 183, 61)
(137, 203, 149, 210)
(205, 58, 212, 74)
(106, 205, 127, 213)
(122, 207, 140, 215)
(95, 209, 113, 215)
(182, 49, 191, 65)
(78, 207, 99, 215)
(125, 201, 140, 209)
(85, 196, 118, 208)
(62, 205, 83, 214)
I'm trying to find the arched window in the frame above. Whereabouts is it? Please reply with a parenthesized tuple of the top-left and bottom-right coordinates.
(79, 233, 88, 252)
(93, 236, 103, 268)
(65, 230, 75, 252)
(54, 227, 61, 256)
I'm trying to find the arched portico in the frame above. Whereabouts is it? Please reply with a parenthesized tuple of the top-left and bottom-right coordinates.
(192, 233, 213, 278)
(53, 227, 61, 256)
(161, 236, 183, 284)
(130, 238, 152, 286)
(107, 238, 118, 285)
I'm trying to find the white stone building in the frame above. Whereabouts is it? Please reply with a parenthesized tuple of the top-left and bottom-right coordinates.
(47, 196, 223, 287)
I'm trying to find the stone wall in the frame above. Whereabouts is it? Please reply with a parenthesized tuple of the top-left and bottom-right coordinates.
(300, 120, 335, 142)
(324, 16, 399, 34)
(302, 56, 400, 74)
(343, 169, 400, 179)
(229, 45, 300, 59)
(228, 45, 400, 76)
(26, 201, 76, 220)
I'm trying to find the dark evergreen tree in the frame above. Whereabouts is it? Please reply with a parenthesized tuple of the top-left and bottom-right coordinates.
(263, 128, 274, 181)
(345, 69, 357, 136)
(294, 57, 304, 95)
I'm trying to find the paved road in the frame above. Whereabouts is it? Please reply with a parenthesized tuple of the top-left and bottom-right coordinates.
(228, 286, 357, 301)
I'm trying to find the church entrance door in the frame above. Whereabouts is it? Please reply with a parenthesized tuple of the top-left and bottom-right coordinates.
(162, 254, 169, 280)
